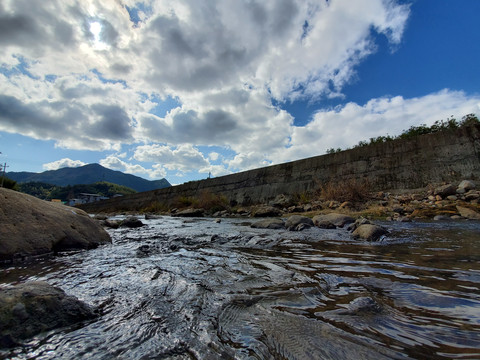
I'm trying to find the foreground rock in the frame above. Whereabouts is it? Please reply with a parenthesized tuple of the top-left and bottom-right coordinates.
(313, 213, 355, 228)
(0, 188, 111, 261)
(0, 281, 96, 347)
(352, 224, 388, 241)
(251, 218, 285, 229)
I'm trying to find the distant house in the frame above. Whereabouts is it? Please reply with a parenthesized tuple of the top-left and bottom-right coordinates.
(68, 193, 108, 206)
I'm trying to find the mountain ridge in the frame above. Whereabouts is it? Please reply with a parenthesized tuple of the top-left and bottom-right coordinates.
(7, 163, 171, 192)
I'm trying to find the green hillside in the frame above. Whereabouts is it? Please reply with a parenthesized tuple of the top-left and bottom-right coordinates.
(7, 163, 171, 192)
(18, 181, 137, 202)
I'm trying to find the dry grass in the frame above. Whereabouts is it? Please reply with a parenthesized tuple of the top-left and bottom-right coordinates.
(317, 178, 372, 203)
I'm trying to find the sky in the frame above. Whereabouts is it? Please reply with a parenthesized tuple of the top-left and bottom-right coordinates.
(1, 0, 479, 185)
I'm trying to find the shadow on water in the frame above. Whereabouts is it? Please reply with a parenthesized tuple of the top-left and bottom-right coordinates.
(1, 217, 479, 359)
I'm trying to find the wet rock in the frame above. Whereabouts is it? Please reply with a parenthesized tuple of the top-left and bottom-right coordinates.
(215, 218, 222, 223)
(285, 215, 314, 231)
(316, 220, 336, 229)
(144, 214, 162, 220)
(346, 218, 371, 232)
(251, 218, 285, 229)
(0, 281, 95, 347)
(352, 224, 388, 241)
(340, 296, 382, 315)
(456, 206, 480, 220)
(434, 184, 456, 197)
(94, 214, 108, 220)
(0, 188, 111, 261)
(293, 223, 311, 231)
(120, 216, 144, 228)
(173, 208, 205, 217)
(313, 213, 355, 228)
(252, 206, 282, 218)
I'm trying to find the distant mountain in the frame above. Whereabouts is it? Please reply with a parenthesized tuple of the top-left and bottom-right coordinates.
(7, 163, 171, 192)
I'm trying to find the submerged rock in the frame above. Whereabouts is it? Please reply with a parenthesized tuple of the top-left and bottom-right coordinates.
(0, 281, 95, 347)
(0, 188, 111, 261)
(251, 218, 285, 229)
(339, 296, 382, 315)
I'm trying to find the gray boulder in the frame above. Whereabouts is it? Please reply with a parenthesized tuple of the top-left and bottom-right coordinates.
(313, 213, 354, 228)
(352, 224, 388, 241)
(457, 180, 476, 192)
(285, 215, 314, 231)
(0, 281, 95, 347)
(251, 218, 285, 229)
(0, 188, 111, 261)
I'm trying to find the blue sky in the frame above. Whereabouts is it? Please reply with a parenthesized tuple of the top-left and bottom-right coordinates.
(1, 0, 479, 185)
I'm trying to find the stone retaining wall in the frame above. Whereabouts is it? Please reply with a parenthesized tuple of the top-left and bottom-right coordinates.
(79, 124, 480, 213)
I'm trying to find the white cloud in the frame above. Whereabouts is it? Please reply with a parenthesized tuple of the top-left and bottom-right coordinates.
(43, 158, 86, 170)
(272, 89, 480, 163)
(3, 0, 477, 182)
(134, 144, 210, 173)
(208, 152, 219, 161)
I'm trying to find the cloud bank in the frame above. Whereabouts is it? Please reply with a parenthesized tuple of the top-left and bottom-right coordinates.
(1, 0, 478, 179)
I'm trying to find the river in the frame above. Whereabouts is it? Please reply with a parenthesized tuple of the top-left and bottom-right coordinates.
(1, 216, 479, 359)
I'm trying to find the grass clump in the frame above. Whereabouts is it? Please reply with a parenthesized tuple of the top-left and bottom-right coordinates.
(318, 178, 371, 204)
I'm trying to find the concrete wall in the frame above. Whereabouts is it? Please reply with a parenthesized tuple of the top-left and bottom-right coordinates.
(79, 124, 480, 212)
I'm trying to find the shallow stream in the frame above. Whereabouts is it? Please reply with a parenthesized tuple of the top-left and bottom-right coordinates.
(1, 216, 480, 359)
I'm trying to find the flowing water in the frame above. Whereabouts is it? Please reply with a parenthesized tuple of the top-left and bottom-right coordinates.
(1, 216, 479, 359)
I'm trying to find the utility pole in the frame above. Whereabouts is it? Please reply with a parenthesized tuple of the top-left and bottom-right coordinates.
(0, 162, 8, 187)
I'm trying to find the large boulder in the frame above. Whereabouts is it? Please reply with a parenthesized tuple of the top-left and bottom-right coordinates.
(352, 224, 388, 241)
(313, 213, 354, 228)
(0, 188, 111, 261)
(0, 281, 96, 347)
(285, 215, 314, 231)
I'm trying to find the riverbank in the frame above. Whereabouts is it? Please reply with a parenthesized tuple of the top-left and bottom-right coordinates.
(90, 180, 480, 223)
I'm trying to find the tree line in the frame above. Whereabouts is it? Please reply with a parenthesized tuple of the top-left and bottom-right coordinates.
(327, 113, 479, 154)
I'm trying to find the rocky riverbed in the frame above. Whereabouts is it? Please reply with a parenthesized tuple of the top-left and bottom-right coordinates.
(1, 214, 479, 359)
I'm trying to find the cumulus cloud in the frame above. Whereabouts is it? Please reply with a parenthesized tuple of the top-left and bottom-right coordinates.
(43, 158, 87, 170)
(134, 144, 209, 173)
(99, 154, 166, 179)
(272, 90, 480, 163)
(2, 0, 476, 181)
